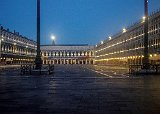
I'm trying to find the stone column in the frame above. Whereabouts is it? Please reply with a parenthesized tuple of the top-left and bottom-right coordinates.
(35, 0, 42, 69)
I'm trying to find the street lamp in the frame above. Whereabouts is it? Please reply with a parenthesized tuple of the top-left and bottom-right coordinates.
(51, 35, 56, 45)
(122, 28, 127, 33)
(109, 36, 112, 40)
(142, 16, 146, 20)
(142, 16, 146, 23)
(101, 41, 104, 44)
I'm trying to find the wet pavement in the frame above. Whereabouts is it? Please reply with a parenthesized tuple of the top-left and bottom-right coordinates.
(0, 65, 160, 114)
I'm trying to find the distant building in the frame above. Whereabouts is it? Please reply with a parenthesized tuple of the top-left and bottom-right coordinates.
(95, 10, 160, 66)
(41, 44, 95, 64)
(0, 26, 37, 64)
(0, 25, 95, 65)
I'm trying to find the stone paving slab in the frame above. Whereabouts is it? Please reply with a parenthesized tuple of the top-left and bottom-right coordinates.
(0, 65, 160, 114)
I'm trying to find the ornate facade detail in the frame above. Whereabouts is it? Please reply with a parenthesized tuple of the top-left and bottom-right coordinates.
(41, 45, 95, 64)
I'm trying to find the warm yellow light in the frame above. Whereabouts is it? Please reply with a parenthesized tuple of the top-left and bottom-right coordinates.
(123, 28, 127, 33)
(154, 54, 157, 57)
(141, 16, 146, 23)
(143, 16, 146, 20)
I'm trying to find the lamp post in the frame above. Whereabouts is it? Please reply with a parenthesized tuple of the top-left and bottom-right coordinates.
(51, 35, 56, 45)
(143, 0, 149, 69)
(35, 0, 42, 69)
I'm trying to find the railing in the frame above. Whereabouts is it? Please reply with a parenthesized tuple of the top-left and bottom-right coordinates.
(129, 64, 160, 74)
(20, 64, 33, 75)
(20, 64, 54, 75)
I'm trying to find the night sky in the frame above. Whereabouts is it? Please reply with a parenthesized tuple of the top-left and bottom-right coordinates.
(0, 0, 160, 45)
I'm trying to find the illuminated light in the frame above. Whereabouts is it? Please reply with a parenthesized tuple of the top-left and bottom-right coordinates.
(142, 16, 146, 23)
(14, 43, 16, 45)
(51, 35, 55, 40)
(101, 41, 104, 44)
(150, 54, 152, 57)
(96, 45, 97, 47)
(109, 36, 112, 40)
(123, 28, 127, 33)
(154, 54, 157, 57)
(26, 46, 28, 48)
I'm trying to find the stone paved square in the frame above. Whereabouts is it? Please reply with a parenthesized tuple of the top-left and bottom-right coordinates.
(0, 65, 160, 114)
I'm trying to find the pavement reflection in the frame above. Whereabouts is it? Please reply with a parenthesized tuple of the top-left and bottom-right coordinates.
(0, 65, 160, 114)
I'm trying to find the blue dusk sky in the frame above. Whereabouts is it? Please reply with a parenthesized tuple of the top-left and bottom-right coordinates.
(0, 0, 160, 45)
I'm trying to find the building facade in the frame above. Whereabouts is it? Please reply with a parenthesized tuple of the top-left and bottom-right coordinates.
(41, 44, 94, 65)
(0, 26, 37, 64)
(95, 10, 160, 66)
(0, 25, 95, 65)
